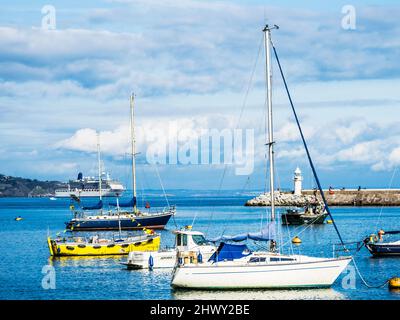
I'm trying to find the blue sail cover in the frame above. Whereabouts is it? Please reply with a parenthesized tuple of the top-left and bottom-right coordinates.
(207, 222, 276, 243)
(209, 243, 252, 262)
(82, 200, 103, 210)
(109, 197, 136, 208)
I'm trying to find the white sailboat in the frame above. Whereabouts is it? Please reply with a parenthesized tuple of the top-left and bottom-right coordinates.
(65, 94, 176, 231)
(171, 25, 351, 290)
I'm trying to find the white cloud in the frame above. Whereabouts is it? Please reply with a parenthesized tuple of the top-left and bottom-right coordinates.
(388, 147, 400, 166)
(2, 1, 400, 188)
(335, 140, 382, 163)
(334, 121, 370, 144)
(276, 147, 306, 160)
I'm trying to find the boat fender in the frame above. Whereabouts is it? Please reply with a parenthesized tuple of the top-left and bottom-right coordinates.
(197, 251, 203, 263)
(148, 255, 154, 271)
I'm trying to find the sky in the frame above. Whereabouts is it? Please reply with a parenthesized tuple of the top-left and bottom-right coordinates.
(1, 0, 400, 191)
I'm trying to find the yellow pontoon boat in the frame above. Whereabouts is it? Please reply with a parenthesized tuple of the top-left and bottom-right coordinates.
(48, 232, 160, 257)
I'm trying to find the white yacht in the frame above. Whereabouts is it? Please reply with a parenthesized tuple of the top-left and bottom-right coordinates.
(123, 227, 216, 269)
(171, 241, 350, 289)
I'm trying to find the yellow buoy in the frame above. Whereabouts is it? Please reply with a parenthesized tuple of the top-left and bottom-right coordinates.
(15, 217, 23, 221)
(292, 236, 302, 244)
(389, 277, 400, 289)
(326, 220, 333, 224)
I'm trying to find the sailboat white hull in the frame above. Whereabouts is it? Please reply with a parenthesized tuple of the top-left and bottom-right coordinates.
(171, 257, 351, 289)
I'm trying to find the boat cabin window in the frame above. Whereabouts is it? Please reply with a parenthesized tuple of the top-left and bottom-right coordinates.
(249, 257, 266, 263)
(176, 234, 188, 246)
(192, 234, 207, 245)
(270, 257, 295, 262)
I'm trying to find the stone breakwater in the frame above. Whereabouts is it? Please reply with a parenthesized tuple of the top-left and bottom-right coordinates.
(245, 191, 320, 207)
(245, 189, 400, 207)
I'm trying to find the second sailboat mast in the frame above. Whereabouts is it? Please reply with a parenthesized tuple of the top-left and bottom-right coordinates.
(97, 133, 102, 201)
(263, 25, 275, 221)
(130, 93, 137, 212)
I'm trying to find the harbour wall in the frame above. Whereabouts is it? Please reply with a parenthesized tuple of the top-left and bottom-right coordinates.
(244, 189, 400, 207)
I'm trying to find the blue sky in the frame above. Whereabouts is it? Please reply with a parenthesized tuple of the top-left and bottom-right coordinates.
(1, 0, 400, 190)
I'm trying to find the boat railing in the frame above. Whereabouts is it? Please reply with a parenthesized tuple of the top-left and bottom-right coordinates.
(141, 205, 176, 216)
(332, 241, 363, 257)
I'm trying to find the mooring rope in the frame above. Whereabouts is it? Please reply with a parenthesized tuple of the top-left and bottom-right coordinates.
(352, 257, 390, 289)
(153, 163, 177, 228)
(374, 167, 398, 232)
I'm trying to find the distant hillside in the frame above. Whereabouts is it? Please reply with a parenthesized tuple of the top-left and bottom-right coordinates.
(0, 174, 66, 197)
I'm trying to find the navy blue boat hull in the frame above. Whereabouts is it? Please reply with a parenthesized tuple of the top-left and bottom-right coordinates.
(65, 213, 173, 231)
(366, 243, 400, 256)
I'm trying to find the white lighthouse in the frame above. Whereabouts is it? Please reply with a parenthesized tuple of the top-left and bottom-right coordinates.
(293, 167, 303, 196)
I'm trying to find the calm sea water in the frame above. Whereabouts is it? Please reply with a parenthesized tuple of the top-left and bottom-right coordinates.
(0, 190, 399, 300)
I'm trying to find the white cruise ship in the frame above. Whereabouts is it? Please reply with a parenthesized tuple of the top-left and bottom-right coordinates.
(55, 172, 124, 198)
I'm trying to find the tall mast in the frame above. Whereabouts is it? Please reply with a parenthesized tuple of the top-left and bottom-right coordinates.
(130, 93, 137, 212)
(97, 132, 102, 201)
(263, 25, 278, 221)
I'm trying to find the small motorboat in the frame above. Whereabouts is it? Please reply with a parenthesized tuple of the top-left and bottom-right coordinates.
(47, 230, 160, 257)
(364, 230, 400, 256)
(122, 226, 216, 270)
(281, 204, 328, 225)
(14, 216, 23, 221)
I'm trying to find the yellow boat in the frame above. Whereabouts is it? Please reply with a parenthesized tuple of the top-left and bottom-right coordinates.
(47, 233, 160, 257)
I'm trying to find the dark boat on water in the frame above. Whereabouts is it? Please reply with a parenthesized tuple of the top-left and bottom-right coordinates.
(65, 209, 175, 231)
(65, 94, 176, 231)
(364, 230, 400, 256)
(281, 204, 328, 225)
(65, 197, 175, 231)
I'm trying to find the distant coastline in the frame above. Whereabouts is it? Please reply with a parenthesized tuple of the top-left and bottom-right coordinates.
(2, 172, 400, 206)
(0, 174, 65, 197)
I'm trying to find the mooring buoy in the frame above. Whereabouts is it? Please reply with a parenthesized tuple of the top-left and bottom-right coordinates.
(292, 236, 301, 244)
(326, 220, 333, 224)
(389, 277, 400, 289)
